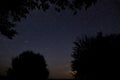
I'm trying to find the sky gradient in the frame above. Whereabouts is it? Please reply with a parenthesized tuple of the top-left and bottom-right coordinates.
(0, 0, 120, 79)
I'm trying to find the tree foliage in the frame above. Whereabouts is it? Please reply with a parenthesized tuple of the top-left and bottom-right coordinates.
(71, 32, 120, 80)
(0, 0, 97, 39)
(7, 51, 49, 80)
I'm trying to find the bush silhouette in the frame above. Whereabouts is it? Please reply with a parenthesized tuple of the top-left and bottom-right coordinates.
(7, 51, 49, 80)
(71, 32, 120, 80)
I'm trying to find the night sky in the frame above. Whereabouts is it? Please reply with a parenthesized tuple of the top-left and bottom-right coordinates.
(0, 0, 120, 79)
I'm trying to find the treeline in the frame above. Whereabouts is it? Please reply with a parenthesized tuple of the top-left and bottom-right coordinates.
(0, 32, 120, 80)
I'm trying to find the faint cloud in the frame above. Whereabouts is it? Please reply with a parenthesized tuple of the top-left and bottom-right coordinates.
(63, 63, 70, 67)
(49, 63, 72, 78)
(63, 70, 73, 78)
(68, 70, 77, 76)
(24, 40, 29, 44)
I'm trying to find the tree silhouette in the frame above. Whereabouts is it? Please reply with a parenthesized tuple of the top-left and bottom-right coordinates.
(0, 74, 4, 80)
(0, 71, 6, 80)
(0, 0, 97, 39)
(71, 32, 120, 80)
(7, 51, 49, 80)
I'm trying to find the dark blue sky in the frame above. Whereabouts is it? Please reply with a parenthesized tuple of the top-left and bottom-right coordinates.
(0, 0, 120, 78)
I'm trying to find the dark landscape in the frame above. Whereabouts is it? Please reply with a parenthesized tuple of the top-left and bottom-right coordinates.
(1, 0, 120, 80)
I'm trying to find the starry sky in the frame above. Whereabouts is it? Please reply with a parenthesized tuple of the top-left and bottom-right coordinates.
(0, 0, 120, 79)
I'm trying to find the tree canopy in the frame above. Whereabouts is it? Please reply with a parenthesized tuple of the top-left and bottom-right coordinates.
(71, 32, 120, 80)
(0, 0, 97, 39)
(7, 51, 49, 80)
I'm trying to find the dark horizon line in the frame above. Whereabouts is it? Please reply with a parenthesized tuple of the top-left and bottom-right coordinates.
(48, 78, 73, 80)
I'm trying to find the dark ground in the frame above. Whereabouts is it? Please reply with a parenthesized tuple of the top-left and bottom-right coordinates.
(49, 79, 73, 80)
